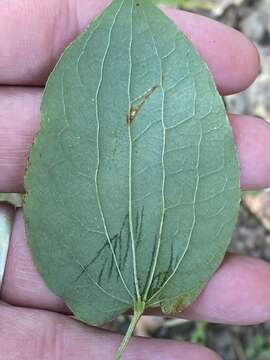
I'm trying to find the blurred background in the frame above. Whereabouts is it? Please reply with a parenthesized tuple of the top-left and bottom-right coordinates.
(1, 0, 270, 359)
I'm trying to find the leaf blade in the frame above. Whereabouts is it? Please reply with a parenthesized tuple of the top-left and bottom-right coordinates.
(24, 0, 240, 344)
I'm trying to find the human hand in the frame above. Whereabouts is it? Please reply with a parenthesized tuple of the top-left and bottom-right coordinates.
(1, 1, 270, 359)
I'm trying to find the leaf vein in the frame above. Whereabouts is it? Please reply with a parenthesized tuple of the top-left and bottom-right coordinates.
(127, 0, 141, 301)
(148, 76, 201, 304)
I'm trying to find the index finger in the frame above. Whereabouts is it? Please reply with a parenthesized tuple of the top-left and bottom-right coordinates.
(0, 0, 259, 94)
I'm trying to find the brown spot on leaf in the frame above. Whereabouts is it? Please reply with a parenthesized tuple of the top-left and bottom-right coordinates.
(161, 293, 192, 315)
(172, 296, 186, 313)
(127, 84, 160, 126)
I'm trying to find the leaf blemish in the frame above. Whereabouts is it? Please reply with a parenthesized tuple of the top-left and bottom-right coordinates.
(127, 84, 160, 125)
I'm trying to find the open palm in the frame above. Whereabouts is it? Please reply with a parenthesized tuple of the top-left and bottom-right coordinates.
(1, 1, 270, 359)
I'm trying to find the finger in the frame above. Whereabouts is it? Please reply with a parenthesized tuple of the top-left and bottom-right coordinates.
(230, 115, 270, 190)
(0, 1, 259, 94)
(2, 209, 270, 326)
(0, 88, 42, 193)
(1, 88, 270, 192)
(0, 304, 221, 360)
(179, 254, 270, 325)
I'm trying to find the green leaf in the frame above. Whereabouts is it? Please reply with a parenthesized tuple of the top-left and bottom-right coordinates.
(23, 0, 240, 358)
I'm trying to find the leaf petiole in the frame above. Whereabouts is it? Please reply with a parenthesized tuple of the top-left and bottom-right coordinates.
(115, 301, 145, 360)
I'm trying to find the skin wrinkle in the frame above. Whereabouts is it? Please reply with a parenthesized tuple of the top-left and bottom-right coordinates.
(47, 0, 79, 82)
(48, 5, 61, 75)
(72, 0, 81, 38)
(39, 313, 65, 360)
(0, 88, 41, 192)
